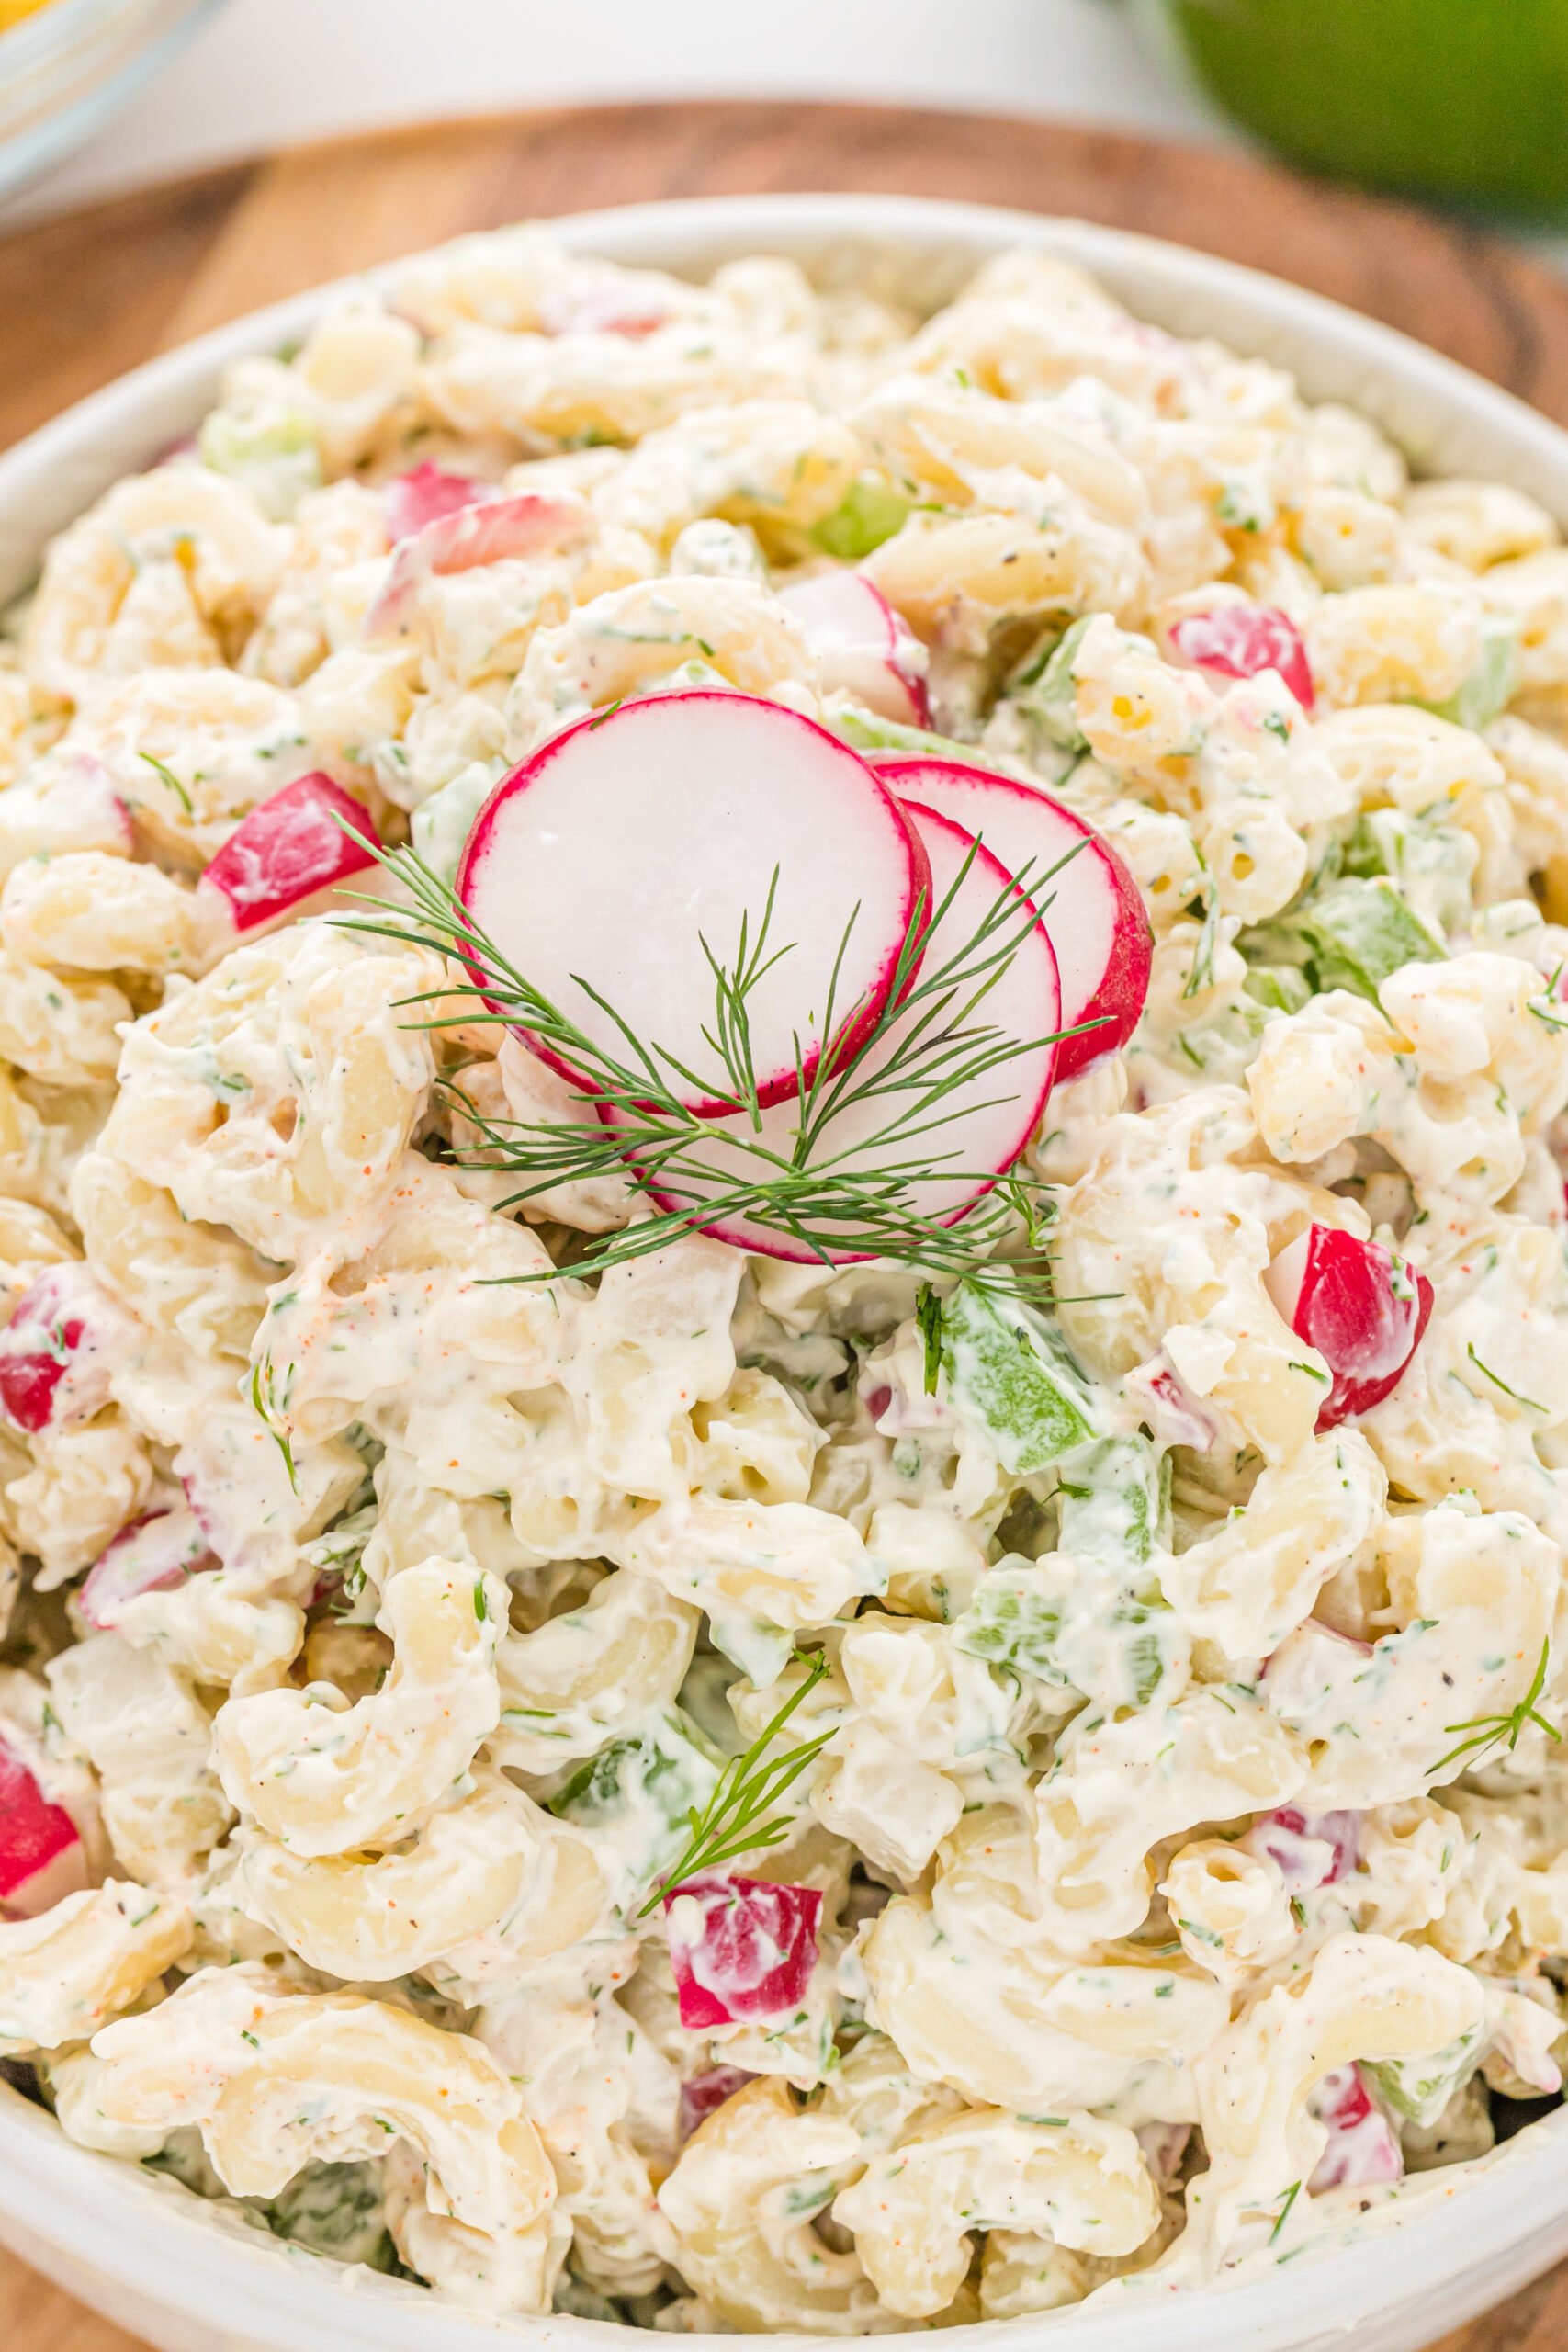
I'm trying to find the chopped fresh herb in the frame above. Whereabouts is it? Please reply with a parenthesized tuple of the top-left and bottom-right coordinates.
(138, 749, 193, 815)
(335, 836, 1081, 1298)
(1269, 2181, 1302, 2246)
(1465, 1342, 1546, 1413)
(248, 1357, 299, 1495)
(635, 1653, 833, 1917)
(1431, 1637, 1560, 1775)
(914, 1283, 944, 1396)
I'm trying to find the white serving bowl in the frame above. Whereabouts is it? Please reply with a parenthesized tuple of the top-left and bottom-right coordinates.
(1, 188, 1567, 2352)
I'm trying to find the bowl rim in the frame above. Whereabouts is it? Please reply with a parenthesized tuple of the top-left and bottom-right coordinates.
(3, 186, 1568, 2352)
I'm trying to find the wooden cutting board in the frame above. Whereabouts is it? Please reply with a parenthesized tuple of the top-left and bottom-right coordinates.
(2, 96, 1568, 2352)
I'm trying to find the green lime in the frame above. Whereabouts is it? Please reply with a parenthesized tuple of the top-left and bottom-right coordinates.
(1158, 0, 1568, 215)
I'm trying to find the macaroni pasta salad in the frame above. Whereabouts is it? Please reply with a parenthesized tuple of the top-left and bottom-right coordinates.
(1, 221, 1567, 2331)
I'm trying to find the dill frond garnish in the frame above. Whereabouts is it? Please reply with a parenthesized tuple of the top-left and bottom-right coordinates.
(335, 830, 1099, 1292)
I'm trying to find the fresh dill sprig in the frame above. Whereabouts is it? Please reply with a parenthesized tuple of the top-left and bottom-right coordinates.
(637, 1653, 834, 1915)
(1430, 1637, 1560, 1776)
(1464, 1342, 1546, 1414)
(335, 831, 1097, 1291)
(1182, 843, 1220, 1001)
(248, 1356, 299, 1494)
(138, 749, 193, 816)
(1269, 2180, 1302, 2248)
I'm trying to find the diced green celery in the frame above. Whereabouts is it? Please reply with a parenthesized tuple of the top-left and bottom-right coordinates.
(1302, 876, 1446, 998)
(1424, 611, 1520, 733)
(1366, 2026, 1483, 2126)
(1345, 808, 1476, 935)
(941, 1283, 1099, 1475)
(1055, 1436, 1168, 1567)
(1119, 1611, 1174, 1710)
(1019, 615, 1093, 752)
(954, 1557, 1182, 1710)
(199, 408, 321, 521)
(1243, 963, 1314, 1015)
(809, 475, 912, 560)
(831, 706, 984, 763)
(953, 1564, 1066, 1682)
(548, 1708, 722, 1879)
(1341, 812, 1395, 881)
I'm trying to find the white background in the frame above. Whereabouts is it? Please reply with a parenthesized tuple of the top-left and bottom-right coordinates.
(15, 0, 1238, 220)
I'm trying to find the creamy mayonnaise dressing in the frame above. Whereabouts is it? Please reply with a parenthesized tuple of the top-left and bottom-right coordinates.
(0, 222, 1566, 2328)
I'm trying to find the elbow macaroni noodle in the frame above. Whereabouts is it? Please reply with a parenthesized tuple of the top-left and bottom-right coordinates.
(0, 220, 1565, 2324)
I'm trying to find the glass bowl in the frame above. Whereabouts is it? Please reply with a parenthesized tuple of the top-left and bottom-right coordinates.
(0, 0, 226, 207)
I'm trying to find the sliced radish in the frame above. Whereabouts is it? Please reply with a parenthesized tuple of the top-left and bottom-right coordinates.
(457, 690, 929, 1118)
(367, 489, 595, 637)
(1308, 2066, 1403, 2190)
(1168, 603, 1315, 711)
(1265, 1226, 1434, 1430)
(0, 1264, 130, 1435)
(382, 460, 493, 543)
(79, 1506, 218, 1632)
(196, 773, 382, 942)
(0, 1736, 86, 1919)
(778, 572, 931, 729)
(1244, 1805, 1359, 1894)
(678, 2064, 759, 2141)
(601, 801, 1060, 1261)
(873, 756, 1150, 1077)
(663, 1875, 822, 2029)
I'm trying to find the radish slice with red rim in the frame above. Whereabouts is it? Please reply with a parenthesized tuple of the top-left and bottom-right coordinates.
(778, 572, 931, 729)
(600, 799, 1060, 1261)
(874, 755, 1151, 1077)
(0, 1738, 85, 1919)
(1264, 1224, 1434, 1429)
(457, 691, 929, 1119)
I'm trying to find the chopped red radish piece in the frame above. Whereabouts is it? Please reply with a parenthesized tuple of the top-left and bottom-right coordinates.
(367, 489, 595, 636)
(678, 2064, 759, 2141)
(457, 691, 929, 1118)
(79, 1507, 218, 1632)
(1245, 1805, 1359, 1894)
(537, 281, 672, 339)
(874, 756, 1150, 1077)
(0, 1264, 130, 1435)
(0, 1736, 86, 1919)
(1168, 603, 1315, 711)
(1309, 2066, 1403, 2190)
(1265, 1226, 1434, 1430)
(383, 461, 493, 543)
(663, 1875, 822, 2029)
(603, 802, 1060, 1260)
(1123, 1353, 1216, 1452)
(196, 773, 381, 942)
(778, 572, 931, 729)
(1134, 2122, 1192, 2189)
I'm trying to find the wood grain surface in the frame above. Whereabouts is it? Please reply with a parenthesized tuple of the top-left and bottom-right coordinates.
(1, 94, 1566, 2352)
